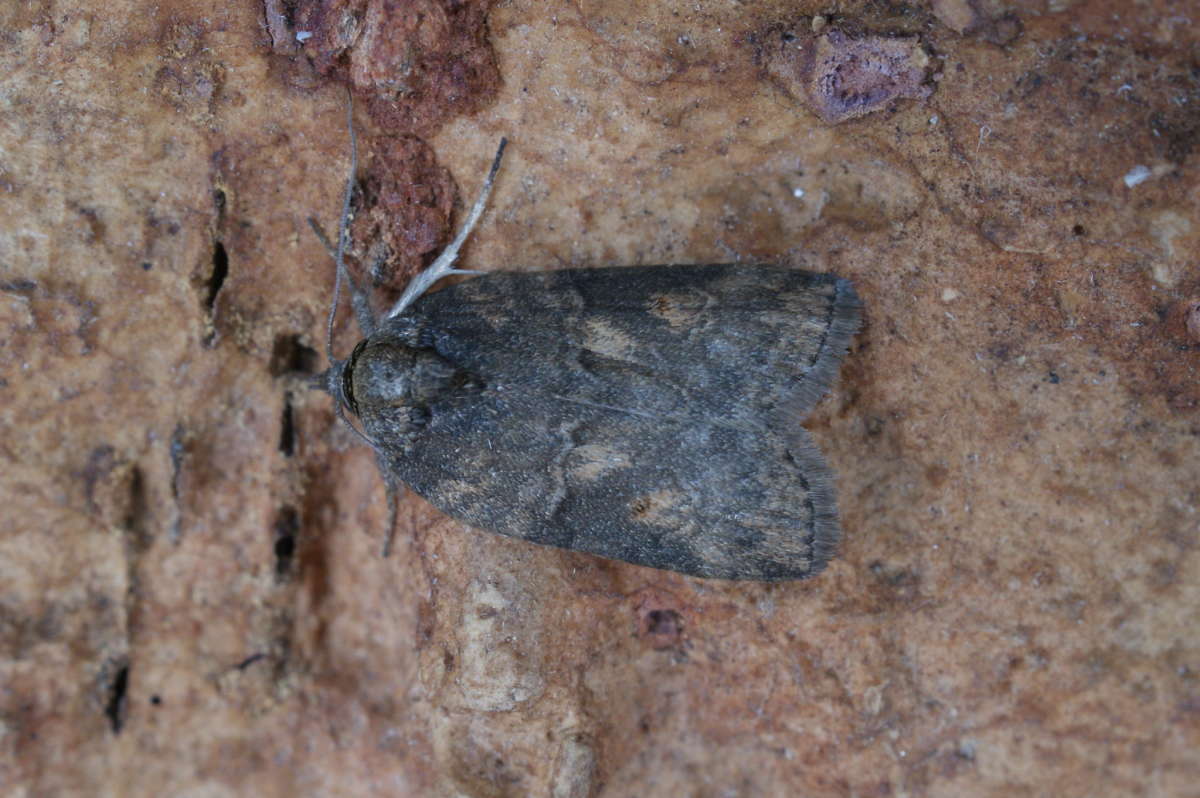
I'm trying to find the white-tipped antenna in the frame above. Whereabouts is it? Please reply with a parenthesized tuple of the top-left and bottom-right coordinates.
(385, 138, 508, 320)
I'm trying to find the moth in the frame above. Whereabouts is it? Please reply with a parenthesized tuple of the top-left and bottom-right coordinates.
(316, 121, 861, 581)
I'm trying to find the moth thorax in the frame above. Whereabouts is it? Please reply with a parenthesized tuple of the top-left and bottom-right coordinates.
(347, 338, 463, 417)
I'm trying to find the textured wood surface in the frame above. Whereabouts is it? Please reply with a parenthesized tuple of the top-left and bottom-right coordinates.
(1, 1, 1197, 795)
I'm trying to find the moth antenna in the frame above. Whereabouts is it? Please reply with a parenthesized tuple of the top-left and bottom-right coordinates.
(306, 91, 393, 457)
(385, 137, 508, 319)
(325, 88, 359, 363)
(311, 216, 376, 336)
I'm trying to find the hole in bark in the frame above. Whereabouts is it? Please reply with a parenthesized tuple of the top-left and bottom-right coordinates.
(269, 334, 319, 376)
(279, 395, 296, 457)
(124, 465, 153, 552)
(205, 242, 228, 311)
(645, 609, 681, 636)
(105, 663, 129, 734)
(274, 505, 299, 578)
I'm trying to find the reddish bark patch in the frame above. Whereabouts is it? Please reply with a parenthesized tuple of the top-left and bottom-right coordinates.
(756, 19, 933, 124)
(294, 0, 500, 135)
(347, 134, 458, 295)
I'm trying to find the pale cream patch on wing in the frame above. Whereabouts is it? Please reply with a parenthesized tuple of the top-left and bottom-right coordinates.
(434, 479, 484, 501)
(647, 289, 714, 329)
(628, 489, 686, 526)
(430, 479, 490, 519)
(582, 317, 637, 358)
(568, 444, 632, 481)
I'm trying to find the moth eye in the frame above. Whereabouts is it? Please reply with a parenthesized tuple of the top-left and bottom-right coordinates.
(342, 339, 370, 416)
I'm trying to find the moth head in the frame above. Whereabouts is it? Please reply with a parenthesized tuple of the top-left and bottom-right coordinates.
(316, 337, 421, 452)
(342, 338, 419, 413)
(321, 339, 366, 418)
(332, 336, 470, 450)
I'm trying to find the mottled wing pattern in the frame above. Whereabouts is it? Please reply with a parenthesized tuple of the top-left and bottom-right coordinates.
(380, 265, 861, 580)
(398, 265, 860, 425)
